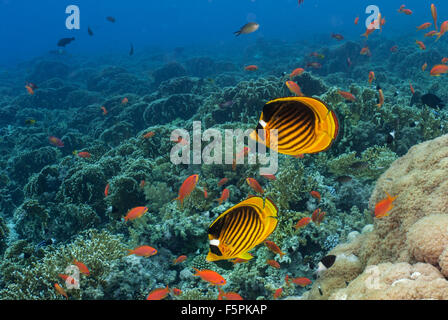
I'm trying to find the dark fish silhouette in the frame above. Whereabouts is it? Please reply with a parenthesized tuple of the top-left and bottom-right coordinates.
(129, 43, 134, 56)
(336, 175, 353, 183)
(57, 37, 75, 47)
(88, 26, 94, 36)
(106, 16, 116, 23)
(234, 22, 259, 36)
(421, 93, 445, 108)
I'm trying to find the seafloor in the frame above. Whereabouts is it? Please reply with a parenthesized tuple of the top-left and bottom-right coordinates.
(0, 33, 447, 300)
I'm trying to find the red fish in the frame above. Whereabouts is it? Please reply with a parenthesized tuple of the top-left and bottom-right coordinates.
(376, 87, 384, 108)
(295, 217, 311, 229)
(374, 192, 397, 218)
(311, 208, 321, 223)
(264, 240, 285, 257)
(361, 27, 375, 39)
(77, 152, 91, 158)
(435, 20, 448, 42)
(410, 83, 415, 95)
(121, 97, 128, 105)
(285, 80, 304, 97)
(246, 178, 264, 194)
(354, 17, 359, 25)
(291, 277, 312, 287)
(422, 62, 428, 71)
(289, 68, 305, 79)
(203, 187, 208, 199)
(215, 188, 230, 205)
(442, 58, 448, 64)
(217, 178, 228, 187)
(124, 206, 148, 221)
(193, 268, 226, 286)
(175, 174, 199, 207)
(218, 287, 244, 300)
(425, 30, 437, 37)
(101, 106, 108, 115)
(142, 131, 155, 139)
(58, 274, 77, 286)
(140, 180, 145, 189)
(104, 183, 110, 197)
(54, 283, 68, 299)
(338, 90, 356, 102)
(315, 210, 326, 225)
(273, 288, 283, 299)
(417, 22, 432, 30)
(431, 4, 438, 32)
(310, 191, 321, 202)
(260, 173, 276, 180)
(48, 136, 64, 148)
(266, 259, 280, 269)
(415, 40, 426, 50)
(173, 255, 187, 265)
(390, 45, 398, 52)
(127, 245, 157, 257)
(25, 85, 34, 95)
(73, 259, 90, 276)
(147, 286, 170, 300)
(331, 33, 344, 41)
(306, 62, 322, 69)
(172, 288, 182, 296)
(244, 65, 258, 71)
(360, 46, 371, 57)
(368, 71, 375, 84)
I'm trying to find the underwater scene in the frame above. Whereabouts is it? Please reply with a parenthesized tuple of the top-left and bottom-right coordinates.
(1, 0, 448, 301)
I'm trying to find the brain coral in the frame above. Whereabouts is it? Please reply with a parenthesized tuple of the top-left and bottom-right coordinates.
(304, 134, 448, 299)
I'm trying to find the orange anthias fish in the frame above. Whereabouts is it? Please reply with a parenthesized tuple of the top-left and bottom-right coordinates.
(431, 4, 438, 32)
(422, 62, 428, 71)
(289, 68, 305, 79)
(315, 210, 326, 225)
(291, 277, 312, 287)
(266, 259, 280, 269)
(147, 286, 170, 300)
(172, 288, 182, 296)
(442, 58, 448, 64)
(435, 20, 448, 42)
(338, 90, 356, 102)
(260, 173, 276, 180)
(244, 65, 258, 71)
(425, 30, 437, 37)
(246, 178, 264, 194)
(128, 245, 157, 257)
(101, 106, 108, 115)
(121, 97, 129, 105)
(264, 240, 285, 257)
(331, 33, 344, 41)
(310, 191, 321, 202)
(218, 288, 244, 300)
(368, 71, 375, 84)
(376, 87, 384, 108)
(140, 180, 145, 189)
(415, 40, 426, 50)
(203, 187, 208, 199)
(48, 136, 64, 148)
(54, 283, 68, 299)
(354, 17, 359, 25)
(217, 178, 228, 187)
(58, 274, 77, 286)
(215, 188, 230, 205)
(273, 288, 283, 299)
(25, 85, 34, 95)
(175, 174, 199, 207)
(430, 64, 448, 76)
(295, 217, 311, 229)
(410, 83, 415, 95)
(311, 208, 321, 223)
(361, 27, 375, 39)
(360, 46, 372, 57)
(374, 192, 397, 218)
(417, 22, 432, 30)
(77, 152, 91, 158)
(173, 255, 187, 265)
(104, 183, 110, 197)
(232, 146, 251, 170)
(73, 259, 90, 275)
(142, 131, 155, 139)
(124, 206, 149, 221)
(193, 268, 226, 286)
(285, 80, 304, 97)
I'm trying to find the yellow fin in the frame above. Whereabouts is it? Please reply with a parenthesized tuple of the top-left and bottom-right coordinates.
(237, 252, 254, 261)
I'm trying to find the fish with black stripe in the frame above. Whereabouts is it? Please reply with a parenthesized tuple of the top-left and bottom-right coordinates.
(249, 97, 339, 156)
(206, 196, 278, 262)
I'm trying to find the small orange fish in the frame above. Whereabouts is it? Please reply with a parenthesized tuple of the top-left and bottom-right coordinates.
(218, 287, 244, 300)
(147, 286, 170, 300)
(48, 136, 64, 148)
(101, 106, 108, 115)
(128, 245, 157, 257)
(425, 30, 437, 37)
(442, 58, 448, 64)
(121, 97, 129, 105)
(360, 46, 371, 57)
(374, 192, 397, 218)
(310, 191, 321, 202)
(415, 40, 426, 50)
(173, 136, 189, 146)
(315, 210, 326, 225)
(266, 259, 280, 269)
(431, 4, 438, 32)
(338, 90, 356, 102)
(25, 85, 34, 95)
(244, 65, 258, 71)
(361, 27, 375, 39)
(173, 255, 187, 265)
(124, 206, 149, 221)
(231, 253, 253, 264)
(273, 288, 283, 299)
(193, 268, 226, 286)
(260, 173, 276, 180)
(264, 240, 285, 257)
(311, 208, 321, 223)
(410, 83, 415, 95)
(217, 178, 228, 187)
(232, 146, 250, 170)
(430, 64, 448, 76)
(289, 68, 305, 79)
(215, 188, 230, 205)
(246, 178, 264, 194)
(140, 180, 145, 189)
(294, 217, 311, 229)
(175, 174, 199, 207)
(54, 283, 68, 299)
(77, 152, 91, 158)
(104, 183, 110, 197)
(376, 87, 384, 108)
(368, 71, 375, 84)
(422, 62, 428, 71)
(285, 80, 304, 97)
(401, 9, 413, 15)
(203, 187, 208, 199)
(73, 259, 90, 276)
(291, 277, 312, 287)
(58, 274, 77, 286)
(354, 17, 359, 25)
(435, 20, 448, 42)
(142, 131, 155, 139)
(172, 288, 182, 296)
(417, 22, 432, 30)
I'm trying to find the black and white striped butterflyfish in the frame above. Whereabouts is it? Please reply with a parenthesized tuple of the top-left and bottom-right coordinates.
(249, 97, 339, 157)
(206, 196, 278, 262)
